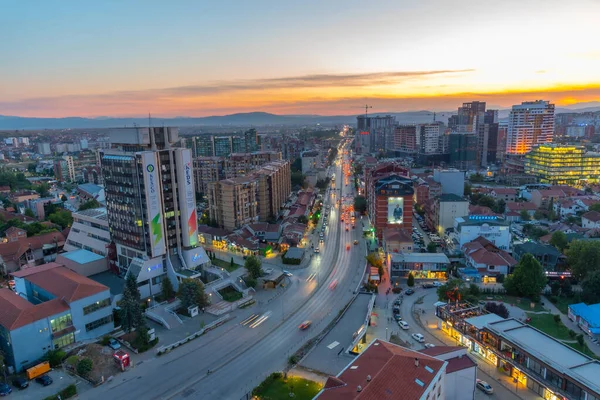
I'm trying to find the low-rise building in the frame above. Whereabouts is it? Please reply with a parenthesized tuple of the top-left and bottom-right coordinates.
(568, 303, 600, 339)
(582, 211, 600, 229)
(454, 215, 510, 250)
(56, 249, 108, 277)
(2, 263, 112, 372)
(462, 237, 517, 279)
(388, 252, 450, 279)
(0, 231, 66, 275)
(383, 228, 413, 254)
(490, 188, 518, 202)
(433, 194, 469, 235)
(513, 242, 562, 272)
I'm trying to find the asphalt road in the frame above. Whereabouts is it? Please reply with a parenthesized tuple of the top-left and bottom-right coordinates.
(82, 142, 367, 400)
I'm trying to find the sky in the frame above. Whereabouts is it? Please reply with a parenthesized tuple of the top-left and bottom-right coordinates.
(1, 0, 600, 117)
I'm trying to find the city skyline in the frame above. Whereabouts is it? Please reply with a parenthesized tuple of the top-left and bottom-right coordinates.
(2, 0, 600, 117)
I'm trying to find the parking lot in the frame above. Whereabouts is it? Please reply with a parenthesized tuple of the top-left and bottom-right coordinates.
(5, 369, 90, 400)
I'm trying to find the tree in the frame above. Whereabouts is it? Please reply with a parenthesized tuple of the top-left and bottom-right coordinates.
(136, 320, 151, 346)
(244, 255, 263, 279)
(503, 254, 547, 301)
(297, 215, 308, 224)
(24, 208, 35, 218)
(78, 199, 101, 211)
(34, 182, 50, 198)
(468, 284, 480, 297)
(48, 209, 73, 229)
(550, 231, 568, 252)
(581, 270, 600, 304)
(470, 173, 484, 183)
(436, 279, 465, 302)
(520, 209, 531, 221)
(577, 334, 585, 347)
(76, 358, 93, 377)
(120, 273, 143, 333)
(178, 278, 208, 309)
(407, 273, 415, 287)
(533, 210, 546, 220)
(160, 276, 175, 300)
(589, 203, 600, 213)
(550, 280, 561, 296)
(566, 240, 600, 280)
(495, 199, 506, 214)
(484, 302, 510, 319)
(553, 314, 561, 324)
(230, 257, 235, 270)
(291, 172, 304, 187)
(427, 242, 437, 253)
(464, 182, 472, 197)
(354, 196, 367, 214)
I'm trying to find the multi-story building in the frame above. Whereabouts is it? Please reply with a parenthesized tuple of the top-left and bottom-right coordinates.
(214, 136, 233, 157)
(2, 263, 113, 372)
(100, 127, 208, 298)
(524, 144, 600, 185)
(355, 115, 396, 154)
(430, 194, 469, 235)
(255, 160, 292, 222)
(193, 135, 215, 157)
(389, 253, 450, 279)
(301, 150, 320, 173)
(368, 174, 414, 240)
(231, 136, 246, 153)
(448, 133, 477, 169)
(454, 215, 511, 250)
(54, 155, 76, 182)
(506, 100, 555, 155)
(451, 102, 499, 166)
(64, 208, 111, 256)
(194, 156, 223, 196)
(394, 125, 417, 153)
(244, 128, 259, 153)
(433, 169, 464, 197)
(37, 142, 51, 155)
(417, 123, 445, 155)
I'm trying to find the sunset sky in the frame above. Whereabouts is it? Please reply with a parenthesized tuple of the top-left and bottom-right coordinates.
(2, 0, 600, 117)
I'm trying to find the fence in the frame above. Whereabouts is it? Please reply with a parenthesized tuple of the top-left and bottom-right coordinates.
(155, 313, 233, 355)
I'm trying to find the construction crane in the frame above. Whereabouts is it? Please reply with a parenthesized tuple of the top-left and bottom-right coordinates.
(363, 104, 372, 119)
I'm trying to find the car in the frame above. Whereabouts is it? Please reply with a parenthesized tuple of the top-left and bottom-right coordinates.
(353, 240, 358, 245)
(476, 379, 494, 394)
(345, 227, 349, 231)
(299, 321, 312, 330)
(346, 245, 350, 251)
(432, 281, 443, 287)
(0, 383, 12, 396)
(424, 343, 436, 349)
(314, 248, 320, 253)
(422, 283, 435, 289)
(319, 238, 324, 243)
(12, 377, 29, 390)
(108, 338, 121, 350)
(411, 333, 425, 343)
(398, 320, 409, 330)
(35, 375, 53, 386)
(283, 270, 293, 277)
(319, 232, 324, 237)
(405, 289, 415, 296)
(393, 314, 402, 321)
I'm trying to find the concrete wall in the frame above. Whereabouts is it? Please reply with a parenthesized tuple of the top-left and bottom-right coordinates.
(10, 318, 54, 372)
(459, 225, 511, 250)
(56, 255, 108, 277)
(445, 365, 476, 400)
(70, 290, 113, 341)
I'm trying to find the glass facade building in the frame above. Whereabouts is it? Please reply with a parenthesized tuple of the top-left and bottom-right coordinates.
(525, 144, 600, 185)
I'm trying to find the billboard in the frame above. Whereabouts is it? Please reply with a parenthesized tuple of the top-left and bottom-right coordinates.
(175, 149, 198, 247)
(387, 197, 404, 225)
(141, 152, 166, 257)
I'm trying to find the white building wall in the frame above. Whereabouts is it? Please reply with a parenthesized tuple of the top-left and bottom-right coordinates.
(459, 224, 511, 249)
(445, 366, 476, 400)
(439, 201, 469, 232)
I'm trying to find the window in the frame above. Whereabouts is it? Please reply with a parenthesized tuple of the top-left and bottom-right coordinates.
(152, 274, 167, 285)
(565, 380, 585, 400)
(50, 314, 73, 333)
(85, 315, 114, 332)
(52, 333, 74, 349)
(83, 298, 111, 315)
(137, 279, 149, 287)
(546, 369, 563, 391)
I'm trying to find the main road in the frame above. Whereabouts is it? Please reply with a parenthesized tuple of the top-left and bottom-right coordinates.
(83, 140, 367, 400)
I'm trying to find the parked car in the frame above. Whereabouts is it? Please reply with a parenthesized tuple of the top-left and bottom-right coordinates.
(405, 289, 415, 296)
(0, 383, 12, 396)
(314, 248, 320, 253)
(476, 379, 494, 394)
(35, 375, 53, 386)
(398, 321, 409, 330)
(282, 270, 293, 277)
(432, 281, 443, 287)
(12, 377, 29, 390)
(424, 343, 436, 349)
(108, 338, 121, 350)
(393, 314, 402, 321)
(411, 333, 425, 343)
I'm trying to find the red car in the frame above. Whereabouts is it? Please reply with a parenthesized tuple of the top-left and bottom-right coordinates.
(299, 321, 312, 330)
(346, 244, 350, 250)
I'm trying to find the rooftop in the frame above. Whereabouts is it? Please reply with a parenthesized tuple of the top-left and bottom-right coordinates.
(74, 207, 108, 220)
(464, 313, 505, 329)
(514, 241, 561, 257)
(0, 288, 70, 331)
(390, 253, 450, 264)
(582, 210, 600, 222)
(61, 249, 105, 264)
(569, 303, 600, 330)
(439, 193, 466, 202)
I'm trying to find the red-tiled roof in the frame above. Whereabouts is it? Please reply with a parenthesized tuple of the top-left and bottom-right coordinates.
(583, 211, 600, 223)
(469, 205, 500, 216)
(0, 209, 36, 223)
(505, 202, 537, 211)
(12, 263, 108, 302)
(0, 289, 70, 330)
(0, 231, 66, 262)
(492, 188, 516, 195)
(419, 346, 461, 357)
(383, 228, 412, 243)
(445, 355, 477, 373)
(319, 340, 445, 400)
(5, 226, 26, 236)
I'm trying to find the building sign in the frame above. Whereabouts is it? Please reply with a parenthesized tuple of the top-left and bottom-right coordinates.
(387, 197, 404, 225)
(360, 131, 370, 135)
(141, 152, 166, 257)
(175, 149, 198, 247)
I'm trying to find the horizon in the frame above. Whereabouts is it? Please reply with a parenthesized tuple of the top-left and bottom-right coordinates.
(2, 1, 600, 117)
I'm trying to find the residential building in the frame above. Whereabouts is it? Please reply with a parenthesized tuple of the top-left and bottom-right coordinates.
(4, 227, 26, 242)
(99, 127, 208, 297)
(382, 228, 413, 254)
(37, 143, 51, 155)
(454, 216, 510, 250)
(505, 201, 537, 217)
(490, 188, 517, 203)
(417, 123, 445, 155)
(2, 263, 112, 372)
(9, 190, 39, 204)
(525, 144, 600, 185)
(367, 174, 413, 240)
(193, 135, 215, 157)
(255, 160, 291, 222)
(451, 101, 499, 166)
(568, 303, 600, 338)
(433, 194, 469, 235)
(0, 231, 65, 274)
(301, 150, 320, 173)
(388, 252, 450, 279)
(54, 155, 76, 182)
(394, 125, 417, 153)
(77, 183, 105, 204)
(436, 305, 600, 400)
(213, 136, 232, 157)
(448, 133, 477, 169)
(317, 339, 449, 400)
(582, 211, 600, 229)
(433, 169, 464, 197)
(506, 100, 555, 155)
(231, 136, 246, 153)
(531, 188, 569, 208)
(513, 242, 562, 272)
(244, 128, 259, 153)
(462, 237, 517, 278)
(355, 115, 395, 154)
(63, 208, 111, 256)
(420, 346, 477, 400)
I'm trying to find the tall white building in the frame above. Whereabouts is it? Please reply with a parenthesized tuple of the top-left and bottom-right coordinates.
(506, 100, 555, 155)
(37, 143, 51, 155)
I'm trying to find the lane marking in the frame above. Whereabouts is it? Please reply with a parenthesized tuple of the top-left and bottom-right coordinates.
(327, 341, 340, 349)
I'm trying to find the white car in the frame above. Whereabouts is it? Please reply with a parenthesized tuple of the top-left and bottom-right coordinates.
(282, 270, 293, 277)
(476, 379, 494, 394)
(411, 333, 425, 343)
(398, 320, 409, 330)
(424, 343, 435, 348)
(432, 281, 444, 287)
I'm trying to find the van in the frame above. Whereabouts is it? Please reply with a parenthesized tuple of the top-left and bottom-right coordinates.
(398, 320, 409, 330)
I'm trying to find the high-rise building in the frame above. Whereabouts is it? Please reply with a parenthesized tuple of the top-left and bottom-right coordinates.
(214, 136, 233, 157)
(506, 100, 555, 155)
(54, 156, 76, 182)
(355, 115, 395, 154)
(231, 136, 246, 154)
(100, 127, 208, 298)
(244, 128, 259, 153)
(452, 101, 499, 166)
(394, 125, 417, 153)
(37, 142, 51, 155)
(417, 123, 445, 155)
(194, 135, 215, 157)
(524, 144, 600, 185)
(448, 133, 477, 169)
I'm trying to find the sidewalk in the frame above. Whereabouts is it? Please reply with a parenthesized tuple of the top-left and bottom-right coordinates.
(541, 295, 600, 357)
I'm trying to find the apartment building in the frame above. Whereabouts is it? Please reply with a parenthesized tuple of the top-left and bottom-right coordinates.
(506, 100, 555, 155)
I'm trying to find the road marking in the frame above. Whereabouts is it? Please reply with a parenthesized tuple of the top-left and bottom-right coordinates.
(240, 314, 260, 326)
(327, 341, 340, 349)
(249, 311, 272, 328)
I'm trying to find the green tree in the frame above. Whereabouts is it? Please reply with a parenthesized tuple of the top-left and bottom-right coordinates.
(427, 242, 438, 253)
(577, 333, 585, 347)
(297, 215, 308, 224)
(464, 182, 472, 197)
(34, 182, 50, 198)
(520, 209, 531, 221)
(407, 272, 415, 287)
(550, 231, 568, 252)
(230, 257, 235, 269)
(136, 320, 151, 346)
(436, 279, 465, 302)
(76, 358, 93, 377)
(503, 254, 547, 301)
(470, 173, 484, 183)
(566, 240, 600, 280)
(24, 208, 35, 218)
(495, 199, 506, 214)
(354, 196, 367, 214)
(245, 255, 263, 279)
(533, 210, 545, 220)
(291, 172, 304, 187)
(589, 203, 600, 213)
(120, 273, 143, 333)
(48, 209, 73, 229)
(160, 276, 175, 300)
(178, 278, 208, 309)
(78, 199, 101, 211)
(581, 270, 600, 304)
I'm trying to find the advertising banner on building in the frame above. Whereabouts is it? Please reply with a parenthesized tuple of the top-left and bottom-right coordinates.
(141, 152, 166, 257)
(175, 149, 198, 247)
(387, 197, 404, 225)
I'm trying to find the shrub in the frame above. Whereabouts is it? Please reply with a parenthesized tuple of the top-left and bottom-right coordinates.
(43, 384, 77, 400)
(65, 355, 79, 367)
(553, 314, 561, 324)
(549, 296, 558, 303)
(569, 329, 577, 338)
(45, 349, 66, 368)
(76, 358, 93, 377)
(496, 274, 505, 283)
(100, 336, 111, 346)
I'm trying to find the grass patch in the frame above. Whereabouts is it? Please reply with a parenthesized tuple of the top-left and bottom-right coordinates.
(211, 258, 242, 272)
(551, 296, 579, 315)
(218, 286, 243, 302)
(526, 313, 571, 340)
(566, 342, 600, 360)
(479, 294, 545, 312)
(254, 374, 322, 400)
